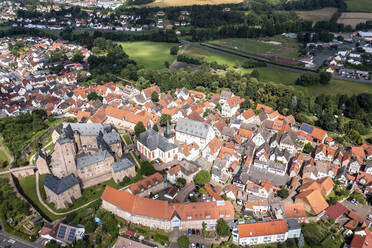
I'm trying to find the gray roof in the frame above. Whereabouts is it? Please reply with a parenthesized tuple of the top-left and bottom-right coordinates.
(112, 158, 134, 173)
(175, 118, 211, 139)
(220, 90, 232, 100)
(76, 150, 113, 169)
(43, 174, 79, 195)
(138, 129, 177, 152)
(35, 149, 46, 161)
(103, 132, 121, 145)
(59, 122, 112, 137)
(287, 218, 301, 230)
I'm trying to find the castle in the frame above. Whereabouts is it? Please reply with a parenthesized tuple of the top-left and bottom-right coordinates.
(36, 123, 135, 209)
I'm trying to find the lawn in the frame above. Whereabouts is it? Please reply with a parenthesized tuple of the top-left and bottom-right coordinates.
(118, 41, 178, 69)
(17, 175, 59, 221)
(346, 0, 372, 12)
(184, 46, 242, 68)
(38, 174, 121, 213)
(210, 35, 301, 60)
(129, 223, 169, 245)
(253, 67, 372, 97)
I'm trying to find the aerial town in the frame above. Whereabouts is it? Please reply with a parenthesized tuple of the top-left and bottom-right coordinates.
(0, 0, 372, 248)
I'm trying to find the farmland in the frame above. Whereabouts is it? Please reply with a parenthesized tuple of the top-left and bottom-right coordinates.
(337, 12, 372, 28)
(184, 45, 242, 67)
(295, 7, 338, 22)
(118, 41, 178, 69)
(210, 35, 300, 60)
(144, 0, 243, 7)
(346, 0, 372, 12)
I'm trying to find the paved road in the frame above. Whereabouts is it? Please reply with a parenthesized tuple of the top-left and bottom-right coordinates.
(175, 182, 195, 203)
(0, 232, 43, 248)
(342, 200, 372, 218)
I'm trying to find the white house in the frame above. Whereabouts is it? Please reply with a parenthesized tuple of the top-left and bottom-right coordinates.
(232, 220, 289, 246)
(175, 118, 215, 149)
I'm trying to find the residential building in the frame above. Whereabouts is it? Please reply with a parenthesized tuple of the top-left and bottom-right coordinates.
(101, 186, 234, 231)
(232, 220, 289, 246)
(175, 118, 215, 149)
(126, 173, 166, 197)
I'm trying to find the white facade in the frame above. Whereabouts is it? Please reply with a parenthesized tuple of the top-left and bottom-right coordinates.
(176, 126, 215, 149)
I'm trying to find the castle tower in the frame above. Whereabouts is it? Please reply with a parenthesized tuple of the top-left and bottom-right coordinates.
(73, 130, 82, 152)
(164, 121, 175, 144)
(35, 150, 50, 175)
(55, 139, 77, 177)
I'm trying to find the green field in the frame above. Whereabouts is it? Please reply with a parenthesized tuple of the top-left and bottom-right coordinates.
(184, 46, 242, 67)
(211, 35, 300, 60)
(254, 67, 372, 96)
(346, 0, 372, 12)
(118, 41, 178, 69)
(17, 175, 59, 221)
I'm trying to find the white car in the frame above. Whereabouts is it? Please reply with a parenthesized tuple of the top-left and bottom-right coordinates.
(8, 239, 16, 244)
(152, 194, 159, 199)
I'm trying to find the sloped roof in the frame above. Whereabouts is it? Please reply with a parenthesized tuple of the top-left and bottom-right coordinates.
(43, 174, 79, 195)
(238, 220, 288, 238)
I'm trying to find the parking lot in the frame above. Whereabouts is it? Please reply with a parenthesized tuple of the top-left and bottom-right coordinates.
(342, 199, 372, 218)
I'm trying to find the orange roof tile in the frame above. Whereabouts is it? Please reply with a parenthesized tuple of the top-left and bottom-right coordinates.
(238, 220, 288, 238)
(256, 104, 273, 114)
(283, 203, 306, 219)
(296, 189, 329, 215)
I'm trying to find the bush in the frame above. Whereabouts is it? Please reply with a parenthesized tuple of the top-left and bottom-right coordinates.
(279, 186, 289, 199)
(177, 235, 189, 248)
(216, 218, 230, 237)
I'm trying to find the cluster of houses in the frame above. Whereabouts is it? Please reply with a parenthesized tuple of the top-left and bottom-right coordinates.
(0, 37, 92, 117)
(51, 82, 370, 246)
(323, 31, 372, 80)
(0, 2, 190, 33)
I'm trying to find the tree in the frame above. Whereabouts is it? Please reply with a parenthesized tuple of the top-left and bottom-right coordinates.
(319, 71, 332, 85)
(152, 124, 159, 132)
(140, 161, 156, 176)
(177, 236, 189, 248)
(176, 177, 186, 187)
(194, 170, 211, 186)
(164, 61, 170, 68)
(87, 92, 103, 101)
(279, 185, 289, 199)
(303, 143, 314, 154)
(72, 49, 84, 63)
(170, 46, 179, 55)
(216, 218, 230, 237)
(151, 91, 159, 102)
(159, 114, 171, 127)
(199, 187, 206, 195)
(134, 121, 146, 137)
(250, 69, 260, 80)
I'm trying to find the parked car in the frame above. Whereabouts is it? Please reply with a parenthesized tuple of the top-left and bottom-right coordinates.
(152, 194, 159, 199)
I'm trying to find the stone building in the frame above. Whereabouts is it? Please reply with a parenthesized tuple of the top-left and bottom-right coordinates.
(43, 174, 81, 209)
(41, 122, 136, 207)
(35, 150, 50, 175)
(111, 158, 136, 183)
(175, 118, 215, 149)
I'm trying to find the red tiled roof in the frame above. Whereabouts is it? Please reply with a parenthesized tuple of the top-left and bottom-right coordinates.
(325, 203, 349, 221)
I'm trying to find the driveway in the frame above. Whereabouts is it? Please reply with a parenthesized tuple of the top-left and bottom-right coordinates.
(342, 200, 372, 218)
(175, 182, 195, 203)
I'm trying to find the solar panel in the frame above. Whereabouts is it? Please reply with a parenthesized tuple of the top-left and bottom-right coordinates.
(301, 124, 314, 134)
(253, 185, 259, 190)
(67, 228, 76, 242)
(57, 226, 67, 239)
